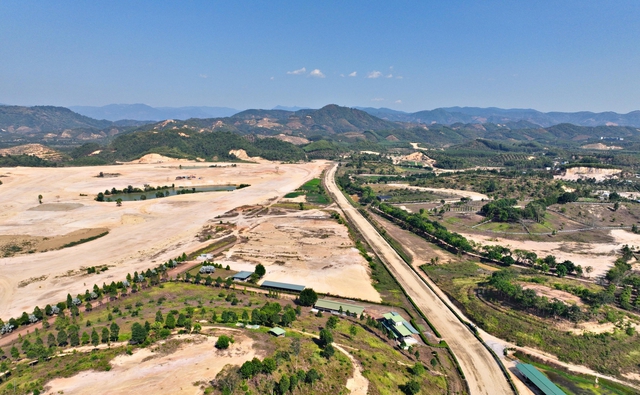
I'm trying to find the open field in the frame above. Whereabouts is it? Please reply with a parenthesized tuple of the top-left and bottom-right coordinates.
(43, 333, 260, 395)
(0, 160, 328, 320)
(219, 211, 381, 302)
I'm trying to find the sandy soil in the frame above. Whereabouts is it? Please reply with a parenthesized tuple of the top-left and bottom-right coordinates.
(459, 230, 640, 279)
(555, 166, 621, 182)
(130, 153, 193, 164)
(0, 227, 108, 257)
(219, 212, 381, 302)
(0, 160, 328, 320)
(335, 344, 368, 394)
(386, 183, 489, 201)
(325, 164, 514, 395)
(43, 333, 260, 395)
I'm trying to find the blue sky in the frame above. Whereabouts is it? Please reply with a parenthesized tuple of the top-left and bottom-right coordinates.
(1, 1, 638, 112)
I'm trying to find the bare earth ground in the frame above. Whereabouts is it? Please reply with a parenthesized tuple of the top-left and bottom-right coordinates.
(43, 333, 260, 395)
(0, 227, 108, 257)
(325, 164, 514, 395)
(219, 212, 381, 302)
(0, 160, 328, 320)
(460, 230, 640, 279)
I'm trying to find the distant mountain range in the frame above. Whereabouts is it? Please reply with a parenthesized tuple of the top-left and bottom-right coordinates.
(69, 104, 239, 122)
(2, 103, 640, 151)
(355, 106, 640, 128)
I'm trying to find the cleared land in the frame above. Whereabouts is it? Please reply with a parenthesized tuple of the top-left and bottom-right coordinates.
(219, 212, 381, 302)
(325, 163, 514, 395)
(43, 333, 259, 395)
(0, 160, 328, 320)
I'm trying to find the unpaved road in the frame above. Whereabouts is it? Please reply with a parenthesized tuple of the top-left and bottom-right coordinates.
(325, 163, 514, 395)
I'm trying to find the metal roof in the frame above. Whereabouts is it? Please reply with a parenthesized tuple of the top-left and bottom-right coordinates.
(268, 327, 286, 336)
(516, 363, 566, 395)
(260, 280, 305, 292)
(314, 299, 364, 315)
(233, 271, 253, 279)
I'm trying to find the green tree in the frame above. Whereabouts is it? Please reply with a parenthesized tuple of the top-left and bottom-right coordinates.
(155, 310, 164, 323)
(401, 380, 421, 395)
(318, 328, 333, 347)
(47, 333, 57, 348)
(278, 374, 290, 394)
(326, 316, 339, 330)
(411, 362, 425, 376)
(91, 328, 99, 346)
(57, 329, 68, 346)
(10, 346, 20, 359)
(255, 263, 266, 277)
(69, 327, 80, 347)
(101, 327, 110, 343)
(81, 331, 90, 345)
(130, 322, 147, 344)
(215, 335, 232, 349)
(110, 322, 120, 341)
(298, 288, 318, 306)
(165, 313, 176, 329)
(320, 344, 335, 359)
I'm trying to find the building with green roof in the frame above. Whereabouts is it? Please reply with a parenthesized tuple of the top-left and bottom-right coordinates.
(380, 312, 419, 345)
(314, 299, 365, 316)
(516, 363, 566, 395)
(261, 280, 305, 293)
(268, 327, 286, 337)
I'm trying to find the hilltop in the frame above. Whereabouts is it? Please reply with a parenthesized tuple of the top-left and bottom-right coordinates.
(356, 106, 640, 128)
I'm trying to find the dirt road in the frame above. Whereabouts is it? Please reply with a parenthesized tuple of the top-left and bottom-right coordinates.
(324, 163, 514, 395)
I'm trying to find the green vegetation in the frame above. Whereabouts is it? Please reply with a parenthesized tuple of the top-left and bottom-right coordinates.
(421, 262, 640, 377)
(285, 178, 330, 204)
(60, 231, 109, 249)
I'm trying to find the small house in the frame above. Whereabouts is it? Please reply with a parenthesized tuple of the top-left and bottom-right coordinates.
(268, 327, 286, 337)
(232, 271, 253, 282)
(380, 312, 419, 345)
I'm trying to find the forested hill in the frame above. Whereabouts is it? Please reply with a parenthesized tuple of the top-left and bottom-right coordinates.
(139, 104, 401, 136)
(84, 130, 306, 163)
(356, 106, 640, 128)
(0, 105, 112, 133)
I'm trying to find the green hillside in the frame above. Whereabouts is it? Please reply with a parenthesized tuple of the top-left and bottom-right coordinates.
(94, 130, 306, 162)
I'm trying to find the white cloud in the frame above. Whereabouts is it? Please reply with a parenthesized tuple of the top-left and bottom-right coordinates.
(340, 73, 345, 77)
(348, 71, 357, 77)
(386, 74, 393, 78)
(396, 76, 403, 79)
(367, 71, 383, 79)
(309, 69, 325, 78)
(199, 74, 208, 79)
(287, 67, 306, 75)
(395, 100, 402, 104)
(270, 77, 275, 80)
(371, 98, 384, 102)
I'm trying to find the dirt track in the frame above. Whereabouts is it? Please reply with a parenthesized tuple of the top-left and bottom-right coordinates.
(325, 163, 514, 395)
